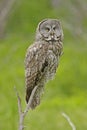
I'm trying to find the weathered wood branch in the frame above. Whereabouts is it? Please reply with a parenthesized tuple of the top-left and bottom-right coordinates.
(14, 86, 38, 130)
(62, 112, 76, 130)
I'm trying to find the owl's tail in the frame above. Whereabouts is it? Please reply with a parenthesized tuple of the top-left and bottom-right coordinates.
(26, 86, 43, 109)
(26, 87, 33, 103)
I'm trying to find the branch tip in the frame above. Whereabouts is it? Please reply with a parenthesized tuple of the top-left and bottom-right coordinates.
(62, 112, 76, 130)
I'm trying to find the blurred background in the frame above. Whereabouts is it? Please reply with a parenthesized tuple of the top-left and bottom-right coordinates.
(0, 0, 87, 130)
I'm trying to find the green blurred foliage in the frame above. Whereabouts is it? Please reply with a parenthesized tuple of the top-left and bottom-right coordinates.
(0, 0, 87, 130)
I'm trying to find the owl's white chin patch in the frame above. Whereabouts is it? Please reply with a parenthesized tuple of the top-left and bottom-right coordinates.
(45, 37, 52, 41)
(45, 36, 59, 42)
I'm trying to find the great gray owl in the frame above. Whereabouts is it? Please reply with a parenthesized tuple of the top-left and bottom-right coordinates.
(25, 19, 63, 109)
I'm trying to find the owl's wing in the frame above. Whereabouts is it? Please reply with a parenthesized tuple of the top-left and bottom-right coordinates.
(25, 42, 48, 103)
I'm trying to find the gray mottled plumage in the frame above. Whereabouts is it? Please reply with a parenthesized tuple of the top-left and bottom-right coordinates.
(25, 19, 63, 109)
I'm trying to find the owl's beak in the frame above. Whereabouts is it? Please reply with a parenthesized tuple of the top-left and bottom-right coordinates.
(50, 32, 55, 41)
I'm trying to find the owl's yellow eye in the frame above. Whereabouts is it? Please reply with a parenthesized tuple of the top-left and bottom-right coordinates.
(45, 27, 50, 32)
(53, 27, 56, 30)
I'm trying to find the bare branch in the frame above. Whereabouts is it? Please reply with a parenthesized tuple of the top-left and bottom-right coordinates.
(15, 86, 38, 130)
(14, 86, 22, 115)
(62, 112, 76, 130)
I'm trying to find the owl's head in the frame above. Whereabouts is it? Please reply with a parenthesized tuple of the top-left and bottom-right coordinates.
(36, 19, 63, 42)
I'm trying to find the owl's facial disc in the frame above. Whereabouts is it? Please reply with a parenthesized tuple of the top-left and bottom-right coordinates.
(39, 19, 63, 42)
(39, 25, 61, 42)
